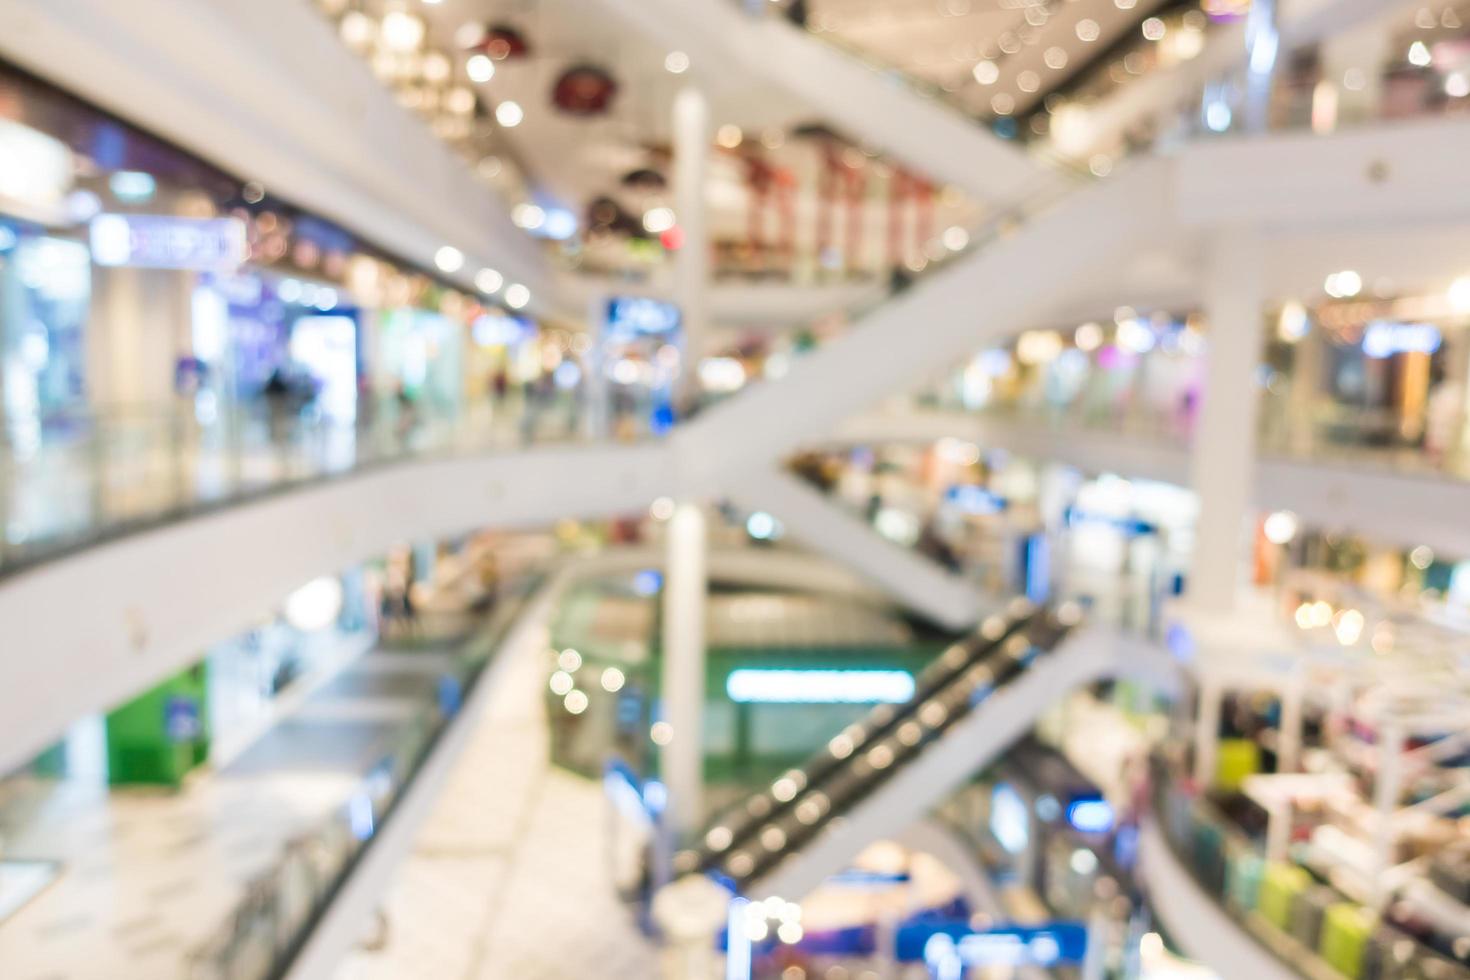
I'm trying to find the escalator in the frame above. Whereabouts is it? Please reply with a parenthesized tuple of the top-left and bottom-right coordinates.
(672, 599, 1161, 901)
(589, 0, 1058, 207)
(725, 468, 988, 630)
(672, 159, 1169, 493)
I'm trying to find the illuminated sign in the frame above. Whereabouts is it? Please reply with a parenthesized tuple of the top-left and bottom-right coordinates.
(1362, 320, 1441, 359)
(606, 295, 681, 336)
(90, 213, 247, 270)
(828, 869, 912, 888)
(725, 669, 915, 704)
(990, 783, 1030, 855)
(1066, 797, 1116, 834)
(945, 484, 1006, 515)
(0, 119, 73, 213)
(896, 921, 1088, 976)
(1063, 507, 1157, 537)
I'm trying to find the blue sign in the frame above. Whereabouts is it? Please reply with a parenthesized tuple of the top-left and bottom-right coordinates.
(436, 674, 463, 715)
(1064, 507, 1157, 537)
(945, 484, 1007, 515)
(90, 213, 246, 270)
(1362, 320, 1441, 359)
(828, 869, 913, 888)
(895, 921, 1088, 975)
(1022, 533, 1051, 604)
(606, 296, 681, 337)
(1066, 797, 1116, 834)
(164, 696, 201, 742)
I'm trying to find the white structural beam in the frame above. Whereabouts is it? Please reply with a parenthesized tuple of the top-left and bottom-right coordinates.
(0, 0, 547, 299)
(661, 502, 710, 836)
(672, 86, 714, 385)
(726, 469, 987, 630)
(1188, 229, 1267, 613)
(673, 160, 1172, 492)
(1174, 115, 1470, 230)
(590, 0, 1059, 207)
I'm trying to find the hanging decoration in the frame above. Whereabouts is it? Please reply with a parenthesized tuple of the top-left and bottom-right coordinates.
(552, 63, 618, 116)
(620, 168, 667, 192)
(911, 176, 935, 266)
(478, 24, 531, 59)
(841, 152, 867, 275)
(585, 196, 643, 238)
(887, 170, 913, 271)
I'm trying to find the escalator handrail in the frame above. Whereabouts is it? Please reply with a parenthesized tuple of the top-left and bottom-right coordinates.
(698, 603, 1080, 888)
(686, 599, 1040, 872)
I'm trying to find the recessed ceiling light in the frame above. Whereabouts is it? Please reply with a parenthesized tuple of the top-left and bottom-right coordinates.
(495, 100, 524, 127)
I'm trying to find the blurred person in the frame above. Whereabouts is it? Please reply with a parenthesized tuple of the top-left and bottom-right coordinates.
(355, 376, 379, 448)
(394, 381, 419, 447)
(263, 365, 299, 467)
(917, 517, 962, 573)
(865, 490, 883, 525)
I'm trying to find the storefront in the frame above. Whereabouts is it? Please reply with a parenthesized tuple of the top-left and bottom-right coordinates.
(0, 62, 532, 454)
(1265, 289, 1470, 461)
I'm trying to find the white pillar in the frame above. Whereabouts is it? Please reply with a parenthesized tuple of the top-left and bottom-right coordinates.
(582, 291, 610, 440)
(1320, 20, 1391, 126)
(1188, 230, 1265, 614)
(1371, 723, 1406, 906)
(1284, 320, 1325, 455)
(1242, 0, 1280, 133)
(672, 86, 711, 411)
(1193, 676, 1223, 789)
(87, 267, 192, 410)
(1278, 677, 1304, 773)
(662, 501, 708, 836)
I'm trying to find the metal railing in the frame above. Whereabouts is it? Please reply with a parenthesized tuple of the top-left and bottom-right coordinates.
(186, 574, 542, 980)
(0, 394, 645, 577)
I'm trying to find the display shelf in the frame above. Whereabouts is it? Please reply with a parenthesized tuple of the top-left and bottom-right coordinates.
(1137, 818, 1303, 980)
(1401, 878, 1470, 941)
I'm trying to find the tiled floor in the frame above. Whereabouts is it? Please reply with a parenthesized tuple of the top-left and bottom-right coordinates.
(0, 647, 462, 980)
(334, 615, 660, 980)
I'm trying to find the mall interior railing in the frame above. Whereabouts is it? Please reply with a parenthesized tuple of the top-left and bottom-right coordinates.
(908, 381, 1470, 486)
(0, 392, 637, 577)
(185, 573, 541, 980)
(678, 601, 1078, 892)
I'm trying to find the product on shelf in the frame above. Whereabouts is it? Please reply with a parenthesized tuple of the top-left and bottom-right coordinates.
(1320, 901, 1375, 978)
(1260, 861, 1312, 932)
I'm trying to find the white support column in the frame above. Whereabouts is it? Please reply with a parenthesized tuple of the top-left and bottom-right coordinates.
(1278, 677, 1304, 773)
(1371, 722, 1407, 906)
(672, 86, 711, 411)
(1242, 0, 1280, 133)
(662, 501, 708, 837)
(582, 291, 610, 440)
(1284, 320, 1325, 455)
(1193, 676, 1224, 789)
(1188, 229, 1266, 614)
(1319, 20, 1391, 127)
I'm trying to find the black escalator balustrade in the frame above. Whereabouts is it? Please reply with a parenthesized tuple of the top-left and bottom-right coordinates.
(675, 597, 1037, 879)
(682, 598, 1083, 892)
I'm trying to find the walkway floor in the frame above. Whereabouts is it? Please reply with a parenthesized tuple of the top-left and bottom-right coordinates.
(333, 604, 659, 980)
(0, 645, 461, 980)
